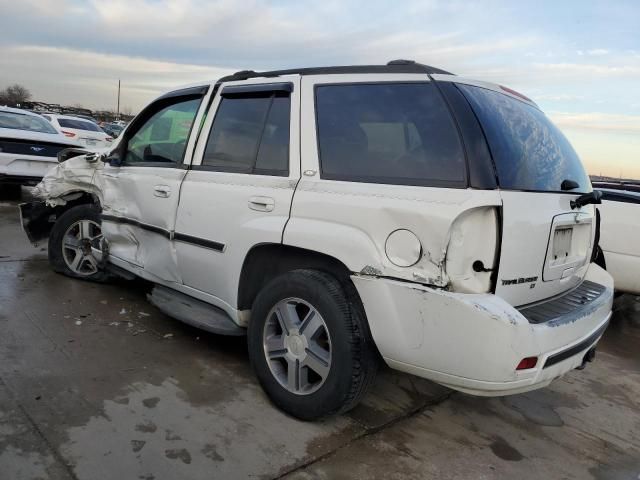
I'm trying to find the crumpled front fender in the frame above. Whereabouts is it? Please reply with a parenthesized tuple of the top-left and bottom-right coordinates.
(32, 154, 103, 207)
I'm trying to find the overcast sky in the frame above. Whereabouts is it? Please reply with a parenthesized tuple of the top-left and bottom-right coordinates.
(1, 0, 638, 178)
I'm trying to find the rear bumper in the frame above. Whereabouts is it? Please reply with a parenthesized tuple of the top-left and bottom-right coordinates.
(0, 153, 57, 181)
(0, 174, 44, 186)
(352, 263, 614, 396)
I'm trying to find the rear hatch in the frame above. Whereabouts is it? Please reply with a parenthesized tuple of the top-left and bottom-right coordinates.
(457, 83, 595, 307)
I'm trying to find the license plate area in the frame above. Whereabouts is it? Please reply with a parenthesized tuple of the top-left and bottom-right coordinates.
(543, 213, 592, 282)
(551, 227, 573, 266)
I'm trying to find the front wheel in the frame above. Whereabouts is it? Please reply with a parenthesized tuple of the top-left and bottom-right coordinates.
(48, 204, 111, 282)
(248, 269, 378, 420)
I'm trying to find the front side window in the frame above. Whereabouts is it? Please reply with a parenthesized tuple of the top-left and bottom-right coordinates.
(458, 84, 591, 193)
(315, 83, 466, 187)
(202, 93, 290, 176)
(125, 97, 202, 165)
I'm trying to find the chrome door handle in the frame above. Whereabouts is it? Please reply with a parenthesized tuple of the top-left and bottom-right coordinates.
(153, 185, 171, 198)
(248, 196, 275, 212)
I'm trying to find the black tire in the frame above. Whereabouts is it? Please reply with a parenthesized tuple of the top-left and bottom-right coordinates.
(247, 269, 378, 420)
(48, 204, 112, 282)
(0, 184, 22, 200)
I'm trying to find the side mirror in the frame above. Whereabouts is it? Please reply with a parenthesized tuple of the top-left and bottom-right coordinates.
(103, 151, 123, 167)
(57, 147, 91, 163)
(85, 152, 105, 164)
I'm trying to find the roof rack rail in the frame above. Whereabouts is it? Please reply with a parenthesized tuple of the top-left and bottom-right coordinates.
(218, 60, 453, 83)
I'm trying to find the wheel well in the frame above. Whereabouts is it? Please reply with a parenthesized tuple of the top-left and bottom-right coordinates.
(237, 244, 353, 311)
(23, 191, 100, 243)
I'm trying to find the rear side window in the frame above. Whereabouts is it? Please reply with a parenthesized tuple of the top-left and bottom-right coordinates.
(315, 83, 466, 187)
(202, 93, 290, 176)
(458, 85, 591, 193)
(58, 118, 101, 132)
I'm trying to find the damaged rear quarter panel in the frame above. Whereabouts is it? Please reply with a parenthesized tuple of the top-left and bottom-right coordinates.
(285, 180, 502, 288)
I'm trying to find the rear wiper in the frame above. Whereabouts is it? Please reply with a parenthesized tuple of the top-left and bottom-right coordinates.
(570, 190, 602, 209)
(561, 179, 579, 190)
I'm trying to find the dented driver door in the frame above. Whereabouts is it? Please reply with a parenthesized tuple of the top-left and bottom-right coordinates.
(99, 86, 212, 283)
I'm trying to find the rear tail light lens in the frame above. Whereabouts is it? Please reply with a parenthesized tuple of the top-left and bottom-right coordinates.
(62, 131, 76, 137)
(516, 357, 538, 370)
(106, 137, 113, 142)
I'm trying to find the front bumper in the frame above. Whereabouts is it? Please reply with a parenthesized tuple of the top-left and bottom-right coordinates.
(352, 263, 613, 396)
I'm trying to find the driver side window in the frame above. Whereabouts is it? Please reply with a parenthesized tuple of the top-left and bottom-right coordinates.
(125, 97, 202, 165)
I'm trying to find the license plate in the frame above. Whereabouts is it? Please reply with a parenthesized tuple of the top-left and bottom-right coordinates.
(85, 139, 97, 146)
(552, 227, 573, 261)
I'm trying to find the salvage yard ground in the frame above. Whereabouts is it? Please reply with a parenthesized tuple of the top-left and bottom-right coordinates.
(1, 191, 639, 480)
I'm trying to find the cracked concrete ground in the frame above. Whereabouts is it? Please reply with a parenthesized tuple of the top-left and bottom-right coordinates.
(1, 190, 639, 480)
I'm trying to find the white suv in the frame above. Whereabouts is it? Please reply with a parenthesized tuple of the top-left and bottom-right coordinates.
(21, 61, 613, 419)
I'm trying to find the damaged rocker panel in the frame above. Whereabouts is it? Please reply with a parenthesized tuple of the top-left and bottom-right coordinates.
(101, 214, 225, 252)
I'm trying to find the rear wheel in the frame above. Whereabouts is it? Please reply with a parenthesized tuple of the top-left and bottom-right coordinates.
(48, 204, 111, 282)
(248, 269, 378, 420)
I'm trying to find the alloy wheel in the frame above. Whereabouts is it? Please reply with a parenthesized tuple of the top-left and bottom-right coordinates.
(62, 219, 103, 276)
(262, 297, 332, 395)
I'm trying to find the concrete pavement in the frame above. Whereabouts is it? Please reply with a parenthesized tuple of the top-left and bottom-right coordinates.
(1, 190, 638, 480)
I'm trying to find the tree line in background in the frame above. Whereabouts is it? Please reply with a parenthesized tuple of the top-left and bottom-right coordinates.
(0, 83, 32, 106)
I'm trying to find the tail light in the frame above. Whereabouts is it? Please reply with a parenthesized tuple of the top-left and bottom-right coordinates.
(106, 137, 113, 142)
(62, 131, 76, 137)
(516, 357, 538, 370)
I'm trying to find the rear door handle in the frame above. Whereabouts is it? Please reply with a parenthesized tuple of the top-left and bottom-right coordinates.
(154, 185, 171, 198)
(248, 196, 275, 212)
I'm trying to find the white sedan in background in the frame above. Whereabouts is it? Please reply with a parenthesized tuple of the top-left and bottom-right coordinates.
(595, 188, 640, 295)
(0, 106, 81, 198)
(43, 114, 113, 149)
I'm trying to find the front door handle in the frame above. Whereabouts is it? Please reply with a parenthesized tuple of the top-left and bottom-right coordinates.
(248, 196, 275, 212)
(154, 185, 171, 198)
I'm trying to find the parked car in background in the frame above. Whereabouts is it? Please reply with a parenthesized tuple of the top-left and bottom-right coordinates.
(68, 113, 99, 124)
(21, 61, 613, 419)
(0, 106, 80, 198)
(42, 114, 113, 149)
(593, 188, 640, 295)
(101, 123, 124, 138)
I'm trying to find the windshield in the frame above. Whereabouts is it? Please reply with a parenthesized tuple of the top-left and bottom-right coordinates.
(0, 111, 59, 134)
(459, 84, 591, 193)
(58, 118, 102, 132)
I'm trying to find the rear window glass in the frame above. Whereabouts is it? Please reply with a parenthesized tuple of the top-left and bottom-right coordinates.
(58, 118, 102, 132)
(315, 83, 466, 187)
(459, 85, 591, 193)
(0, 111, 58, 134)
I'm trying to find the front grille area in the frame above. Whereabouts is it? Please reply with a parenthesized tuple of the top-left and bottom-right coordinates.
(518, 280, 609, 325)
(0, 138, 69, 158)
